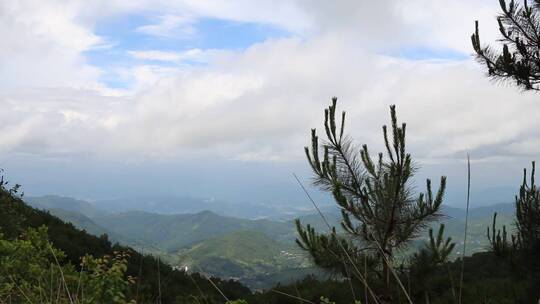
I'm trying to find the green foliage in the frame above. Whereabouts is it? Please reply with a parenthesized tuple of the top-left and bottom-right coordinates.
(514, 163, 540, 302)
(408, 224, 456, 302)
(472, 0, 540, 90)
(515, 161, 540, 250)
(295, 221, 378, 276)
(472, 7, 540, 295)
(178, 230, 306, 288)
(80, 252, 135, 304)
(0, 226, 71, 303)
(426, 224, 456, 264)
(296, 98, 446, 297)
(0, 226, 134, 304)
(0, 176, 25, 239)
(0, 177, 252, 303)
(487, 212, 516, 257)
(483, 162, 540, 302)
(249, 251, 526, 304)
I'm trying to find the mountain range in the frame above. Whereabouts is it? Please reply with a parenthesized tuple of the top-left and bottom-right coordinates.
(25, 195, 516, 288)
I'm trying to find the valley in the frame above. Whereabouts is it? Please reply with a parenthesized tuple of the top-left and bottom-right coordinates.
(25, 195, 515, 289)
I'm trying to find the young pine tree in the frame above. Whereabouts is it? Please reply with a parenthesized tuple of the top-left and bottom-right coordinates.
(472, 0, 540, 90)
(515, 162, 540, 250)
(409, 224, 456, 303)
(296, 98, 446, 296)
(487, 162, 540, 254)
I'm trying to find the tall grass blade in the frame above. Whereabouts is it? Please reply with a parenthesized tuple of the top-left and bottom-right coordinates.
(458, 154, 471, 304)
(270, 289, 315, 304)
(48, 242, 73, 304)
(194, 265, 230, 302)
(157, 256, 162, 304)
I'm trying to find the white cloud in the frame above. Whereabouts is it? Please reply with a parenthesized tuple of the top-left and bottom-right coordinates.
(0, 1, 104, 89)
(136, 14, 195, 38)
(128, 49, 209, 63)
(2, 0, 539, 170)
(394, 0, 501, 52)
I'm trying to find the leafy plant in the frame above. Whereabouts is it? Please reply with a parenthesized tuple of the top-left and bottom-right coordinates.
(80, 252, 135, 304)
(0, 226, 135, 304)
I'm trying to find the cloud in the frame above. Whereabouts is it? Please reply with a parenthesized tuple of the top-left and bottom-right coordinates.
(128, 49, 208, 63)
(0, 87, 128, 156)
(0, 0, 104, 90)
(136, 14, 195, 38)
(2, 0, 538, 169)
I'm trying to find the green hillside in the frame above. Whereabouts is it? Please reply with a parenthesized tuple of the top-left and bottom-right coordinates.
(46, 208, 111, 237)
(28, 195, 516, 259)
(44, 208, 158, 252)
(92, 210, 294, 251)
(27, 194, 519, 290)
(26, 195, 107, 218)
(176, 230, 311, 288)
(1, 186, 251, 303)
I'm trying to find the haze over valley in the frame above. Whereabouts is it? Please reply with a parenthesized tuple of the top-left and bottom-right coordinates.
(25, 194, 515, 288)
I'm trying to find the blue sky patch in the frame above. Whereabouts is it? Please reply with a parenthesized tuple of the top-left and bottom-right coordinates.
(84, 14, 291, 89)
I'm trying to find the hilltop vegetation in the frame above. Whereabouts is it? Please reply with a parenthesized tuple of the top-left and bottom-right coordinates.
(0, 182, 251, 303)
(91, 210, 293, 251)
(177, 230, 310, 288)
(44, 208, 111, 237)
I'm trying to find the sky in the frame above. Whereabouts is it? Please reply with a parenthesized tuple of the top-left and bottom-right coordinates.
(1, 0, 539, 208)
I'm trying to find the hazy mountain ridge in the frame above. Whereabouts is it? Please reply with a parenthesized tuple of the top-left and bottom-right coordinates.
(45, 208, 110, 237)
(90, 195, 319, 220)
(26, 194, 516, 254)
(25, 195, 108, 218)
(91, 210, 295, 251)
(25, 195, 516, 288)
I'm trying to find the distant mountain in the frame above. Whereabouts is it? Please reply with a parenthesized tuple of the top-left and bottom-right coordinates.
(43, 208, 151, 250)
(91, 195, 318, 220)
(91, 210, 295, 252)
(26, 195, 108, 218)
(441, 203, 515, 219)
(32, 194, 517, 256)
(46, 208, 110, 237)
(28, 194, 518, 288)
(177, 230, 310, 288)
(471, 186, 516, 206)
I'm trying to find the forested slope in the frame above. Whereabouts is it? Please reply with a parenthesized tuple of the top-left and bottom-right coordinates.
(0, 182, 251, 303)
